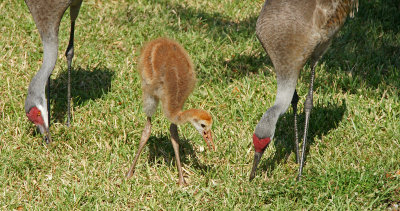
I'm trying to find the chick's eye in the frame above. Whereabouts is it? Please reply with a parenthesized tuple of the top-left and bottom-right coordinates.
(201, 124, 205, 128)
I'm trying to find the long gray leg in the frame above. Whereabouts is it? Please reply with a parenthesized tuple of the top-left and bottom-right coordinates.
(291, 90, 299, 164)
(298, 63, 317, 181)
(65, 0, 83, 126)
(170, 123, 186, 186)
(126, 117, 152, 179)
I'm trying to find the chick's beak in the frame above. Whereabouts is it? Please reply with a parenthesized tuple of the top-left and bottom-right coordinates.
(202, 130, 215, 151)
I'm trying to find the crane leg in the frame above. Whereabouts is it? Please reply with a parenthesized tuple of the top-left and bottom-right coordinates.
(298, 63, 316, 181)
(170, 123, 187, 186)
(126, 117, 152, 179)
(291, 90, 299, 164)
(65, 0, 83, 127)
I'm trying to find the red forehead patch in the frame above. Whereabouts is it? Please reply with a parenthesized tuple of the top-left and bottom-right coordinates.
(253, 133, 271, 153)
(26, 107, 44, 125)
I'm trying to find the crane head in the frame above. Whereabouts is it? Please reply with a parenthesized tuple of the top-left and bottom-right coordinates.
(26, 106, 52, 144)
(249, 133, 271, 181)
(189, 110, 215, 151)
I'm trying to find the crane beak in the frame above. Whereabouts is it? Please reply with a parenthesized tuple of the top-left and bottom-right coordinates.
(202, 130, 215, 151)
(249, 151, 263, 181)
(43, 128, 52, 144)
(37, 124, 52, 144)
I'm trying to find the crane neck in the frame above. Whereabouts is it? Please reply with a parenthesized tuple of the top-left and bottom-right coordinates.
(28, 38, 58, 95)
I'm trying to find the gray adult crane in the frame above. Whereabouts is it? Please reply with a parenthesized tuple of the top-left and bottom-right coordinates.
(24, 0, 83, 143)
(250, 0, 358, 181)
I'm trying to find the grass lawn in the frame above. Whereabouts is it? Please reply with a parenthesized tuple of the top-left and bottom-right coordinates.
(1, 0, 399, 209)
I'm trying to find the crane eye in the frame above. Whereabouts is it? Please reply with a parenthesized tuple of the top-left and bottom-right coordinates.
(37, 111, 41, 117)
(201, 124, 205, 128)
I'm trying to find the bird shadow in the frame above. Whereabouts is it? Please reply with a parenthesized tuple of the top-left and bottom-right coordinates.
(322, 0, 400, 90)
(144, 133, 213, 174)
(257, 99, 347, 175)
(49, 66, 114, 123)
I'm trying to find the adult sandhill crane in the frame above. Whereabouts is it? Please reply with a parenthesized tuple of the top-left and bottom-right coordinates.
(126, 38, 215, 185)
(24, 0, 83, 143)
(250, 0, 358, 181)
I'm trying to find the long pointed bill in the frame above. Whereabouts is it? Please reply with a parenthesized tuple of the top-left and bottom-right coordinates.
(202, 130, 215, 151)
(44, 128, 52, 144)
(38, 125, 52, 144)
(249, 151, 263, 181)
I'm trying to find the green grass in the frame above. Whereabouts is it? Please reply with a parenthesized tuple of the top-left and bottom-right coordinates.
(1, 0, 399, 209)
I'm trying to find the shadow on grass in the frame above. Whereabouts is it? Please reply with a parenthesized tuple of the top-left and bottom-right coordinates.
(49, 66, 114, 123)
(318, 0, 400, 90)
(257, 99, 347, 175)
(171, 3, 266, 81)
(143, 134, 213, 174)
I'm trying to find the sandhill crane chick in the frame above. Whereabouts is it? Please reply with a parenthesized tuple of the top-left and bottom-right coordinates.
(126, 38, 214, 185)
